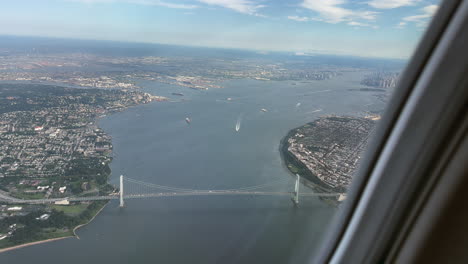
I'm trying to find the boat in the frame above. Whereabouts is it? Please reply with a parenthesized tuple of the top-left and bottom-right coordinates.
(185, 117, 191, 124)
(172, 92, 184, 96)
(261, 108, 268, 112)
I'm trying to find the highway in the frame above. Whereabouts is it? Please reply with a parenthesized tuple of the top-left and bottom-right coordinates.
(0, 190, 342, 204)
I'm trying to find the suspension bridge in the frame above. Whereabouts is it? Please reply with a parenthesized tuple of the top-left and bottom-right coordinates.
(0, 175, 344, 206)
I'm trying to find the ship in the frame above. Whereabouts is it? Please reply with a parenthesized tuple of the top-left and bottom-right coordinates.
(172, 92, 184, 96)
(261, 108, 268, 112)
(185, 117, 191, 124)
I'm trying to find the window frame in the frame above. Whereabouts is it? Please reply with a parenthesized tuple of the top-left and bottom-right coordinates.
(314, 0, 468, 263)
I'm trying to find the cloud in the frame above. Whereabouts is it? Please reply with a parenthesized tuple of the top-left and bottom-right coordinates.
(402, 4, 438, 27)
(348, 21, 369, 26)
(300, 0, 378, 24)
(287, 14, 379, 29)
(69, 0, 198, 9)
(348, 21, 379, 29)
(287, 15, 310, 22)
(197, 0, 265, 16)
(396, 21, 406, 28)
(151, 1, 198, 9)
(367, 0, 421, 9)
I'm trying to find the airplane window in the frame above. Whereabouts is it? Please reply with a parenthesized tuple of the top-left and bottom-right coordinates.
(0, 0, 440, 263)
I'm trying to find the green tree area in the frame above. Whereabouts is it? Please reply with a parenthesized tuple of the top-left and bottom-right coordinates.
(0, 83, 135, 115)
(0, 201, 107, 249)
(65, 157, 111, 188)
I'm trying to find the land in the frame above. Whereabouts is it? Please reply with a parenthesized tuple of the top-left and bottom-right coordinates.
(361, 72, 399, 88)
(281, 116, 378, 193)
(0, 51, 362, 92)
(0, 83, 160, 249)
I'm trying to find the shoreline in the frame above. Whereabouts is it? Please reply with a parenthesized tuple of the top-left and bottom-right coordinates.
(0, 83, 153, 253)
(73, 201, 109, 239)
(279, 128, 341, 207)
(0, 236, 73, 254)
(0, 200, 110, 254)
(279, 125, 334, 192)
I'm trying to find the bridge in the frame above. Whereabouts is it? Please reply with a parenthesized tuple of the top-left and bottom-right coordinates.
(0, 175, 344, 206)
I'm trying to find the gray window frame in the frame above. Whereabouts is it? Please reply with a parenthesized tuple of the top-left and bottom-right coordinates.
(314, 0, 468, 263)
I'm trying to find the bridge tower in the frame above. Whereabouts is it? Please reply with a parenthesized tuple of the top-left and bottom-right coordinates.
(292, 174, 300, 205)
(119, 175, 124, 208)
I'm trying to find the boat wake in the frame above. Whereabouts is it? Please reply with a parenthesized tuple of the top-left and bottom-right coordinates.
(235, 115, 242, 132)
(305, 109, 323, 114)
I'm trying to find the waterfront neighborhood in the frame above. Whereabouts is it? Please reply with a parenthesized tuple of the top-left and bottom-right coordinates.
(0, 83, 160, 248)
(283, 116, 377, 192)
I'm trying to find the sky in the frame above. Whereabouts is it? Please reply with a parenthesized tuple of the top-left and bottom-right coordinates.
(0, 0, 440, 59)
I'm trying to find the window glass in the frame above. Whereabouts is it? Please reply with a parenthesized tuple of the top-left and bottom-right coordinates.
(0, 0, 440, 263)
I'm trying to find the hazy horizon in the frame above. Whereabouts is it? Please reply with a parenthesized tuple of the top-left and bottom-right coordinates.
(1, 0, 440, 59)
(0, 34, 409, 62)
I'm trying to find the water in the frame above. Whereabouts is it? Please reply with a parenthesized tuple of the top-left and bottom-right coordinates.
(0, 72, 386, 263)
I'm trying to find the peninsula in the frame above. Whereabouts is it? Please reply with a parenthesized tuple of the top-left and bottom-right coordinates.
(281, 116, 377, 193)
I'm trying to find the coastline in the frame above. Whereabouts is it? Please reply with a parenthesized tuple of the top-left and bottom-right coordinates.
(73, 201, 109, 239)
(0, 197, 110, 253)
(279, 124, 335, 193)
(0, 83, 156, 253)
(279, 127, 341, 207)
(0, 236, 73, 254)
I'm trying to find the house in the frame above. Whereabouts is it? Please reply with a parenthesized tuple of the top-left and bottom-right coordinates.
(59, 186, 67, 193)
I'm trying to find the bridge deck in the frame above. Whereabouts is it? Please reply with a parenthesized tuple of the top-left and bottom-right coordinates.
(0, 191, 342, 204)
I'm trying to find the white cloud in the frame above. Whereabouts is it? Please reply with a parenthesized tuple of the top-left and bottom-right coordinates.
(348, 21, 369, 26)
(69, 0, 114, 3)
(197, 0, 265, 15)
(423, 4, 439, 14)
(396, 21, 406, 28)
(300, 0, 378, 24)
(348, 21, 379, 29)
(367, 0, 420, 9)
(69, 0, 198, 9)
(402, 4, 438, 27)
(150, 1, 198, 9)
(287, 15, 310, 22)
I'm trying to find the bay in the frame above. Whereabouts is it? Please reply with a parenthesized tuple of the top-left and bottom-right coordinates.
(0, 72, 385, 264)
